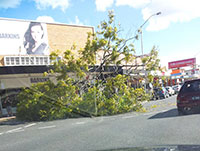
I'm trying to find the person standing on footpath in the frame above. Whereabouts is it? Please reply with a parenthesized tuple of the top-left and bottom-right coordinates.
(4, 97, 13, 117)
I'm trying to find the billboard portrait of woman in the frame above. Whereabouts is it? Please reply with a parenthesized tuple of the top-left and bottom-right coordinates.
(23, 22, 49, 55)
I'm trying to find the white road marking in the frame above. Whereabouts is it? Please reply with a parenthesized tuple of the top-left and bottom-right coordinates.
(101, 116, 110, 119)
(38, 125, 56, 129)
(143, 112, 155, 116)
(24, 123, 36, 128)
(162, 109, 169, 112)
(75, 122, 86, 125)
(1, 123, 36, 135)
(11, 129, 25, 133)
(122, 115, 137, 119)
(6, 127, 23, 133)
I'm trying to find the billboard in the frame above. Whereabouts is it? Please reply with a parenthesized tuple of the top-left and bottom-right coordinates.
(168, 58, 196, 69)
(0, 20, 49, 55)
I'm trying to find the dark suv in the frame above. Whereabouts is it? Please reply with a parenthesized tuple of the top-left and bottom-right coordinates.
(177, 79, 200, 115)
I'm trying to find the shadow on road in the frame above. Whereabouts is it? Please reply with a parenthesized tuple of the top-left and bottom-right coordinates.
(149, 108, 200, 119)
(148, 109, 179, 119)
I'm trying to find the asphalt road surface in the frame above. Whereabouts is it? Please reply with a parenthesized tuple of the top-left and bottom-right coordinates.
(1, 95, 200, 151)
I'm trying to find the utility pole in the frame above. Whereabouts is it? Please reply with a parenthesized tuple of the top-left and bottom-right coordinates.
(138, 12, 161, 91)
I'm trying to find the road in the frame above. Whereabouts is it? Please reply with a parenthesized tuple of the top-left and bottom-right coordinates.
(0, 95, 200, 151)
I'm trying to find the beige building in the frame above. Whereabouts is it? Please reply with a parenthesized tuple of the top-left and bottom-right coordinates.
(0, 17, 145, 116)
(0, 17, 94, 116)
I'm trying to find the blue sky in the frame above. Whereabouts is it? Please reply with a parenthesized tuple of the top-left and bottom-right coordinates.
(1, 0, 200, 68)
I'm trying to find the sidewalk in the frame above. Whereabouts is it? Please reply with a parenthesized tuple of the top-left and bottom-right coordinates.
(0, 116, 16, 122)
(0, 116, 25, 125)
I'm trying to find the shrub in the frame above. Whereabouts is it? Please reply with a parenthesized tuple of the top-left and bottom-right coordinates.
(17, 79, 82, 121)
(16, 75, 150, 121)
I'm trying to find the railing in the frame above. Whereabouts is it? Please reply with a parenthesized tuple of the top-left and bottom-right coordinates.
(4, 56, 61, 66)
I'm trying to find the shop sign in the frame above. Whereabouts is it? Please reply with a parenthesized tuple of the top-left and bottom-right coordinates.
(168, 58, 196, 69)
(171, 69, 181, 74)
(171, 73, 182, 76)
(30, 77, 49, 83)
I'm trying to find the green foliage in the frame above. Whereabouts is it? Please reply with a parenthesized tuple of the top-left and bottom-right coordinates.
(16, 10, 158, 121)
(80, 10, 136, 68)
(141, 46, 160, 71)
(17, 74, 150, 121)
(77, 75, 149, 116)
(17, 79, 82, 121)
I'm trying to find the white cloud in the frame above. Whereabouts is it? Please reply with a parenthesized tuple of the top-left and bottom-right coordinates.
(115, 0, 200, 31)
(142, 0, 200, 31)
(0, 0, 21, 9)
(116, 0, 150, 8)
(95, 0, 114, 12)
(69, 16, 84, 25)
(34, 0, 69, 12)
(36, 16, 55, 23)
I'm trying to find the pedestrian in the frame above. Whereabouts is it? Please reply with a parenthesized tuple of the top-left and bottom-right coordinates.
(4, 97, 13, 117)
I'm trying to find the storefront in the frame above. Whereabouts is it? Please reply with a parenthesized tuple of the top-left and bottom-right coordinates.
(0, 66, 57, 116)
(0, 17, 94, 116)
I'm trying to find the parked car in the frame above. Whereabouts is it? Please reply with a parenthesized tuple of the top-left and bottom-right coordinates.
(165, 86, 175, 96)
(172, 85, 182, 94)
(153, 87, 170, 100)
(177, 79, 200, 115)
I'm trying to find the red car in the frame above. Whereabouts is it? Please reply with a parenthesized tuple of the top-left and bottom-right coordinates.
(177, 79, 200, 115)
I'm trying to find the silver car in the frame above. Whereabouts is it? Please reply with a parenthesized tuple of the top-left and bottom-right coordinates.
(165, 86, 175, 96)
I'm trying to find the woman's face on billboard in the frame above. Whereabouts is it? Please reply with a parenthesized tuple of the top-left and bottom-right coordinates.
(31, 25, 43, 42)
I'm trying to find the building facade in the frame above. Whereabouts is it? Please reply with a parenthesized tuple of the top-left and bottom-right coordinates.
(0, 17, 94, 116)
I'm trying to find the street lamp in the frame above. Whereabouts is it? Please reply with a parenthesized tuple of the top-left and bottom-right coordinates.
(138, 12, 161, 56)
(138, 12, 161, 91)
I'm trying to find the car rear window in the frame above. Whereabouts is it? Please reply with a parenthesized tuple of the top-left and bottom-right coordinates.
(181, 81, 200, 93)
